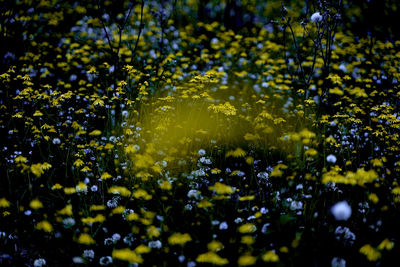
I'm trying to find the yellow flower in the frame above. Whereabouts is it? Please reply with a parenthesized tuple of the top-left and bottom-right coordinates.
(112, 206, 126, 214)
(262, 250, 279, 262)
(226, 148, 247, 158)
(87, 66, 96, 73)
(126, 212, 139, 221)
(360, 244, 381, 261)
(51, 183, 63, 190)
(108, 186, 131, 197)
(368, 193, 379, 204)
(197, 199, 213, 208)
(101, 172, 112, 180)
(270, 164, 288, 177)
(168, 233, 192, 245)
(73, 159, 84, 167)
(238, 223, 256, 234)
(371, 158, 383, 167)
(64, 187, 76, 194)
(238, 254, 257, 266)
(208, 240, 223, 252)
(36, 220, 53, 232)
(159, 180, 172, 190)
(112, 248, 143, 264)
(124, 144, 137, 154)
(29, 199, 43, 210)
(241, 235, 255, 245)
(76, 182, 87, 192)
(41, 162, 52, 170)
(90, 205, 105, 211)
(239, 195, 255, 201)
(15, 155, 28, 163)
(132, 189, 152, 200)
(209, 182, 234, 195)
(208, 102, 237, 116)
(57, 204, 73, 216)
(147, 225, 161, 238)
(304, 148, 318, 157)
(89, 129, 102, 136)
(77, 233, 95, 245)
(196, 251, 229, 265)
(378, 239, 394, 250)
(81, 214, 106, 225)
(80, 166, 92, 172)
(93, 98, 104, 107)
(33, 110, 43, 116)
(391, 187, 400, 195)
(0, 198, 11, 208)
(134, 244, 151, 254)
(31, 163, 44, 177)
(211, 168, 222, 174)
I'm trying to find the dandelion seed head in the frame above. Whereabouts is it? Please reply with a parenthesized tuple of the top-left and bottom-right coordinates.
(327, 154, 337, 163)
(331, 201, 352, 221)
(311, 12, 323, 22)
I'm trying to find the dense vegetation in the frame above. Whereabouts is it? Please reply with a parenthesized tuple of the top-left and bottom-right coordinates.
(1, 0, 400, 266)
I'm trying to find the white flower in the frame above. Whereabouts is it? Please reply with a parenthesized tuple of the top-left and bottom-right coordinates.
(257, 172, 269, 180)
(148, 240, 162, 249)
(199, 157, 212, 164)
(99, 256, 113, 266)
(331, 257, 346, 267)
(261, 223, 270, 234)
(326, 154, 337, 163)
(52, 138, 61, 145)
(198, 149, 206, 156)
(187, 189, 200, 199)
(234, 217, 243, 224)
(62, 217, 76, 228)
(83, 249, 95, 259)
(34, 258, 46, 267)
(219, 221, 228, 230)
(72, 257, 84, 264)
(311, 12, 323, 22)
(178, 255, 185, 262)
(290, 201, 303, 211)
(112, 233, 121, 241)
(331, 201, 352, 220)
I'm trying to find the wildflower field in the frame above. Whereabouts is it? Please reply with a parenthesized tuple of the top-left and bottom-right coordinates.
(1, 0, 400, 266)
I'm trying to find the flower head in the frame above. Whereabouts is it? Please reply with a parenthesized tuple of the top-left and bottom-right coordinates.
(311, 12, 323, 23)
(331, 201, 352, 221)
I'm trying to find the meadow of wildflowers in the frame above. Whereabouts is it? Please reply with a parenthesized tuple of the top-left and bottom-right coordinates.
(1, 0, 400, 266)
